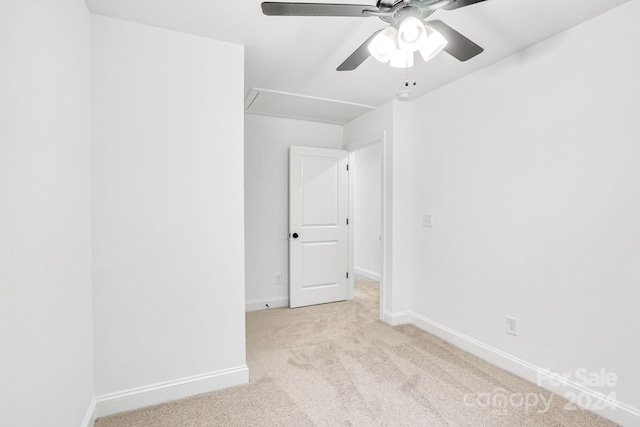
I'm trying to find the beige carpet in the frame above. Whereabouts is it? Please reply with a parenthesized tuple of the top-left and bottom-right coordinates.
(95, 279, 615, 426)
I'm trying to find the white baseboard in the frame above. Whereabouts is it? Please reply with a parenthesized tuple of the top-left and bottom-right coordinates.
(382, 310, 411, 326)
(354, 267, 381, 282)
(409, 312, 640, 427)
(245, 296, 288, 312)
(94, 365, 249, 420)
(80, 398, 97, 427)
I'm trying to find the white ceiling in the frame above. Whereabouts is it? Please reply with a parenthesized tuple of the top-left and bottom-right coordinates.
(85, 0, 629, 121)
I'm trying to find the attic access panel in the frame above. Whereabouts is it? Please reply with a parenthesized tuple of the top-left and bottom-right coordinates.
(245, 89, 376, 125)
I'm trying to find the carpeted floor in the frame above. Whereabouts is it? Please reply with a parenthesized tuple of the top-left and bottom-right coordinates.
(95, 278, 615, 426)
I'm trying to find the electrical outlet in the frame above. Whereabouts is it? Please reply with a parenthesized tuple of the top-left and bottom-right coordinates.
(423, 214, 432, 227)
(506, 316, 517, 336)
(275, 273, 282, 285)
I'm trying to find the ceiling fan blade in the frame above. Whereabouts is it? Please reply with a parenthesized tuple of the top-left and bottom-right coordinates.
(262, 2, 374, 17)
(427, 20, 483, 61)
(442, 0, 488, 11)
(337, 30, 381, 71)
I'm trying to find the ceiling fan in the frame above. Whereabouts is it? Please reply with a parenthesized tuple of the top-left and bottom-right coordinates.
(261, 0, 487, 71)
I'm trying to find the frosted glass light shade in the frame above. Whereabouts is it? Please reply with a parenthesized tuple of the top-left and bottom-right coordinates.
(389, 49, 414, 68)
(420, 25, 448, 61)
(368, 26, 399, 63)
(397, 16, 427, 53)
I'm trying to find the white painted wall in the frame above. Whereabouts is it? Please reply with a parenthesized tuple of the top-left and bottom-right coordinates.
(390, 101, 414, 316)
(408, 0, 640, 420)
(244, 114, 342, 310)
(91, 14, 247, 406)
(0, 1, 94, 426)
(353, 143, 382, 281)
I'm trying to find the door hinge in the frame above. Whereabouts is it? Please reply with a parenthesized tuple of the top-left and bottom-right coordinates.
(346, 218, 349, 225)
(346, 164, 349, 171)
(346, 272, 349, 279)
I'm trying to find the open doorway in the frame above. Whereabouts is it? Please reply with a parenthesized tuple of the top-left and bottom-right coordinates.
(348, 136, 384, 319)
(286, 142, 384, 315)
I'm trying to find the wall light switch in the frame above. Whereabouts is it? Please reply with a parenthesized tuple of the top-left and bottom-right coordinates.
(506, 316, 517, 336)
(423, 214, 432, 227)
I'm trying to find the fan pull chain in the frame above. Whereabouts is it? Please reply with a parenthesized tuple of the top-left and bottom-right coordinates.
(404, 62, 417, 88)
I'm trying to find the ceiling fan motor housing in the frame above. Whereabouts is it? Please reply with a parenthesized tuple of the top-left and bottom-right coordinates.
(377, 0, 439, 25)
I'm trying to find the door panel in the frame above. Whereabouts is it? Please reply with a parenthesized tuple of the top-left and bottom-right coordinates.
(302, 241, 338, 289)
(302, 157, 339, 226)
(290, 146, 349, 308)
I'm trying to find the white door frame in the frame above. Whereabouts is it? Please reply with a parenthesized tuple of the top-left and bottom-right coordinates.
(345, 131, 387, 322)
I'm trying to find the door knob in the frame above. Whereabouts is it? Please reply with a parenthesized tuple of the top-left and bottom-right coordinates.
(292, 233, 299, 239)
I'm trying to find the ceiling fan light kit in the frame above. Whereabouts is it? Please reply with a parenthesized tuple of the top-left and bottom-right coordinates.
(261, 0, 487, 71)
(369, 16, 447, 68)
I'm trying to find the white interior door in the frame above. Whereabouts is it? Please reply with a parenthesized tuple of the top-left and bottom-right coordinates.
(289, 146, 349, 308)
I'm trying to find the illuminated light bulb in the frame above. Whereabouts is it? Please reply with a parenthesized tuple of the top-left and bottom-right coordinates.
(389, 49, 414, 68)
(368, 26, 399, 63)
(419, 25, 448, 61)
(397, 16, 427, 53)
